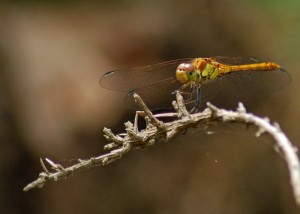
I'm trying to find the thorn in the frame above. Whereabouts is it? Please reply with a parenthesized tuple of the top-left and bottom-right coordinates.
(273, 122, 281, 131)
(255, 127, 266, 137)
(102, 157, 109, 165)
(237, 102, 246, 113)
(206, 102, 218, 112)
(45, 158, 56, 168)
(40, 158, 50, 174)
(45, 158, 65, 171)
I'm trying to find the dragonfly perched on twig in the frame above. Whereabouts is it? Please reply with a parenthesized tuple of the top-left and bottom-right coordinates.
(100, 57, 291, 111)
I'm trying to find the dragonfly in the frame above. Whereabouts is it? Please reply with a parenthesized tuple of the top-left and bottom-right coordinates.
(100, 57, 291, 111)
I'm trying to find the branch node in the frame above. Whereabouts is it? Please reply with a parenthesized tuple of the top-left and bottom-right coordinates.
(45, 158, 65, 172)
(133, 93, 166, 130)
(127, 129, 147, 142)
(103, 127, 124, 145)
(104, 143, 119, 150)
(39, 172, 49, 179)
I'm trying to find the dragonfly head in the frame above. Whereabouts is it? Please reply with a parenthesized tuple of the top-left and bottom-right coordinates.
(176, 63, 196, 84)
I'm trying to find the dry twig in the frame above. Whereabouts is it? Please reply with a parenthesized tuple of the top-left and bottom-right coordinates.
(23, 93, 300, 205)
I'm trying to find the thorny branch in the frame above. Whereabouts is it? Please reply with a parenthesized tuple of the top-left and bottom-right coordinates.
(23, 93, 300, 205)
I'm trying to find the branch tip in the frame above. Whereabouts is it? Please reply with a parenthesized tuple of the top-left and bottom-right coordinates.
(175, 92, 189, 117)
(237, 102, 246, 113)
(40, 158, 49, 174)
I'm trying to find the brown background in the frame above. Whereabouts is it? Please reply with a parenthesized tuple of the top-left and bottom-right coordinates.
(0, 0, 299, 213)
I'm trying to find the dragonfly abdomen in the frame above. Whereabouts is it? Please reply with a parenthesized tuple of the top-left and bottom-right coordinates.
(222, 62, 280, 75)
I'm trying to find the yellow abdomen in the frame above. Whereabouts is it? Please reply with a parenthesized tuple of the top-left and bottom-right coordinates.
(221, 62, 280, 75)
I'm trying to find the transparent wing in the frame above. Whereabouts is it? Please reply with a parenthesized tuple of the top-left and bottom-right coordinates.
(213, 56, 260, 65)
(203, 68, 291, 109)
(176, 65, 291, 111)
(125, 77, 182, 110)
(100, 58, 193, 92)
(125, 75, 223, 111)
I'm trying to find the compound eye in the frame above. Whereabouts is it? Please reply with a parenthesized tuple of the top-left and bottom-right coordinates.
(176, 63, 194, 83)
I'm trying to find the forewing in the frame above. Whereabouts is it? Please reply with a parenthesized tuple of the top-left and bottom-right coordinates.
(125, 77, 183, 110)
(205, 69, 291, 109)
(100, 58, 192, 92)
(213, 56, 260, 65)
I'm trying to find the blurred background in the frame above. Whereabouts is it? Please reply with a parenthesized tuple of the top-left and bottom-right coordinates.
(0, 0, 299, 213)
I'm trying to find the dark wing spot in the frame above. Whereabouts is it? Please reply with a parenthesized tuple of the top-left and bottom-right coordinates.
(128, 88, 138, 96)
(104, 71, 115, 77)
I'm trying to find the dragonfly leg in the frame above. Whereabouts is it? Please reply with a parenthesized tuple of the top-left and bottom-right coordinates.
(176, 84, 192, 102)
(172, 83, 202, 112)
(190, 107, 196, 113)
(187, 85, 201, 113)
(188, 85, 194, 100)
(172, 82, 190, 94)
(195, 86, 201, 109)
(176, 85, 197, 112)
(179, 91, 192, 95)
